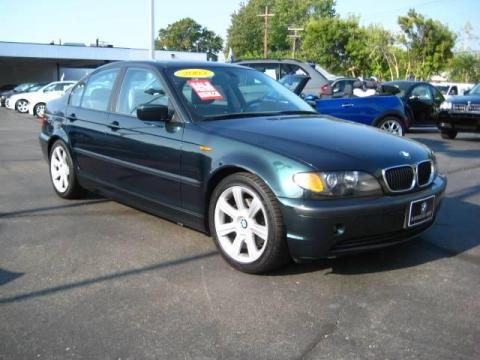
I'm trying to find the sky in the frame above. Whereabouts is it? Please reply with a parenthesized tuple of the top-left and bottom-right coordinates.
(0, 0, 478, 50)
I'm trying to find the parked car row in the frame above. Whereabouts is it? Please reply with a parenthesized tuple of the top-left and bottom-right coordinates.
(0, 81, 76, 117)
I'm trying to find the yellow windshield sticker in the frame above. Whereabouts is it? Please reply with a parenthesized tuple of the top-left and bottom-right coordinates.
(174, 69, 214, 78)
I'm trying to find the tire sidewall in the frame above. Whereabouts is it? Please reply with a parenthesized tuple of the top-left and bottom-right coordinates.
(208, 173, 286, 273)
(49, 140, 76, 198)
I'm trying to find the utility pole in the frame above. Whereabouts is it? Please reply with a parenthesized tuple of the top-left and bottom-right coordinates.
(287, 27, 303, 59)
(148, 0, 155, 60)
(257, 6, 275, 58)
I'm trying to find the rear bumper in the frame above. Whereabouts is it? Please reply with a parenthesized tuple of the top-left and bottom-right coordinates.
(39, 132, 49, 161)
(278, 175, 447, 262)
(437, 111, 480, 132)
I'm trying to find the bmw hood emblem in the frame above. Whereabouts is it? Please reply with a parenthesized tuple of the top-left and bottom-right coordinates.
(400, 151, 411, 159)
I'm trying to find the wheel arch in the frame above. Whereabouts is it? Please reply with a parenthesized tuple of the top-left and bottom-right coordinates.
(372, 110, 406, 128)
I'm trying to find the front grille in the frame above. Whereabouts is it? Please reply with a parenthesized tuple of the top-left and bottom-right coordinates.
(417, 161, 432, 186)
(383, 166, 414, 192)
(453, 103, 480, 112)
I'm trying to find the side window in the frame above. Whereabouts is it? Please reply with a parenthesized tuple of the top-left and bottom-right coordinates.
(116, 68, 168, 116)
(280, 64, 307, 78)
(411, 85, 432, 101)
(248, 63, 279, 80)
(69, 83, 85, 107)
(450, 86, 458, 95)
(81, 68, 119, 111)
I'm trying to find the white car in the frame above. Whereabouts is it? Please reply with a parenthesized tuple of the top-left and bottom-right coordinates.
(431, 82, 474, 99)
(7, 81, 76, 115)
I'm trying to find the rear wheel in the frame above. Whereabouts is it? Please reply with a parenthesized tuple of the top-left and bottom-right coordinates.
(34, 103, 46, 117)
(209, 172, 290, 273)
(49, 140, 85, 199)
(441, 130, 457, 139)
(378, 117, 405, 136)
(15, 99, 29, 113)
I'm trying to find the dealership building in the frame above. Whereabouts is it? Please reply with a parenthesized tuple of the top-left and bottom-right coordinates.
(0, 41, 206, 85)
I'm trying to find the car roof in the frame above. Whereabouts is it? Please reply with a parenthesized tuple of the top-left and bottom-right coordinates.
(99, 60, 247, 70)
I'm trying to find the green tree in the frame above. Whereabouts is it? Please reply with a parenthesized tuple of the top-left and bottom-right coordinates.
(398, 9, 456, 80)
(449, 52, 480, 83)
(226, 0, 336, 59)
(155, 18, 223, 61)
(301, 16, 368, 77)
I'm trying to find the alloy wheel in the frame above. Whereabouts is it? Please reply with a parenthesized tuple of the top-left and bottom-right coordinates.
(35, 104, 46, 117)
(50, 146, 70, 193)
(380, 119, 403, 136)
(214, 185, 269, 264)
(17, 100, 29, 113)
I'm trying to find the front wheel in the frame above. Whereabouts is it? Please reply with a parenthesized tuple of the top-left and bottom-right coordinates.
(49, 140, 85, 199)
(209, 172, 290, 273)
(441, 130, 457, 139)
(377, 117, 405, 136)
(15, 99, 29, 113)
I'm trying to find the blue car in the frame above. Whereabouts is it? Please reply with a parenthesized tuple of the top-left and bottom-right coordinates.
(281, 75, 410, 136)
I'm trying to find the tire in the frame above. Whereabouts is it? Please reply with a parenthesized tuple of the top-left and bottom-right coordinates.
(209, 172, 290, 274)
(15, 99, 29, 113)
(49, 140, 85, 199)
(377, 117, 405, 136)
(441, 130, 457, 139)
(34, 103, 46, 117)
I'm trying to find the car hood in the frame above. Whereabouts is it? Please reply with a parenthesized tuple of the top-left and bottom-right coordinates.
(201, 115, 431, 172)
(448, 95, 480, 103)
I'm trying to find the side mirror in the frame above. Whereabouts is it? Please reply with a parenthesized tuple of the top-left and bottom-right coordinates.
(137, 104, 171, 121)
(464, 89, 470, 95)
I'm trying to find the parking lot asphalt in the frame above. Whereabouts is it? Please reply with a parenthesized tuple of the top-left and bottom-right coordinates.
(0, 107, 479, 360)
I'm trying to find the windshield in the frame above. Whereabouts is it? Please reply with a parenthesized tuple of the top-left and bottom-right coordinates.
(165, 66, 315, 121)
(14, 83, 35, 92)
(469, 83, 480, 95)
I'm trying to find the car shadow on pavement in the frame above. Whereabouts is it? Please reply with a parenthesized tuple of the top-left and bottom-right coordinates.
(271, 185, 480, 276)
(0, 251, 218, 305)
(0, 198, 109, 219)
(0, 268, 24, 286)
(413, 136, 480, 159)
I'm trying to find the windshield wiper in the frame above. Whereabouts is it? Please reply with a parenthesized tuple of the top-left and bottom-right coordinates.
(203, 112, 278, 121)
(273, 110, 318, 116)
(204, 110, 317, 121)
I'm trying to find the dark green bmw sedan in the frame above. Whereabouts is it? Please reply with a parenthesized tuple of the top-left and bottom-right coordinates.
(39, 61, 447, 273)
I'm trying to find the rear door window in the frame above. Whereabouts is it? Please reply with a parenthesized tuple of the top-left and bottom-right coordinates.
(81, 68, 119, 111)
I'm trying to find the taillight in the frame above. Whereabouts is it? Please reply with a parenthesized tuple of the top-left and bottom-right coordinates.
(39, 114, 47, 127)
(320, 84, 330, 94)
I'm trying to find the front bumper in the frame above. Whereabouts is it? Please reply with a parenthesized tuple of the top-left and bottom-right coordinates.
(279, 175, 447, 261)
(437, 111, 480, 133)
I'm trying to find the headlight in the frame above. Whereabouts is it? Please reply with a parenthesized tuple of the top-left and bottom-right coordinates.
(440, 101, 452, 110)
(293, 171, 382, 197)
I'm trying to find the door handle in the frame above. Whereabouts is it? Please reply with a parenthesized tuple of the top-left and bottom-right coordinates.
(108, 121, 120, 130)
(66, 113, 76, 121)
(341, 103, 354, 108)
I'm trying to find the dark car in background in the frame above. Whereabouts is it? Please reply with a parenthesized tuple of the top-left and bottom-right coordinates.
(237, 59, 335, 97)
(437, 82, 480, 139)
(40, 61, 446, 273)
(1, 82, 41, 107)
(383, 81, 444, 127)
